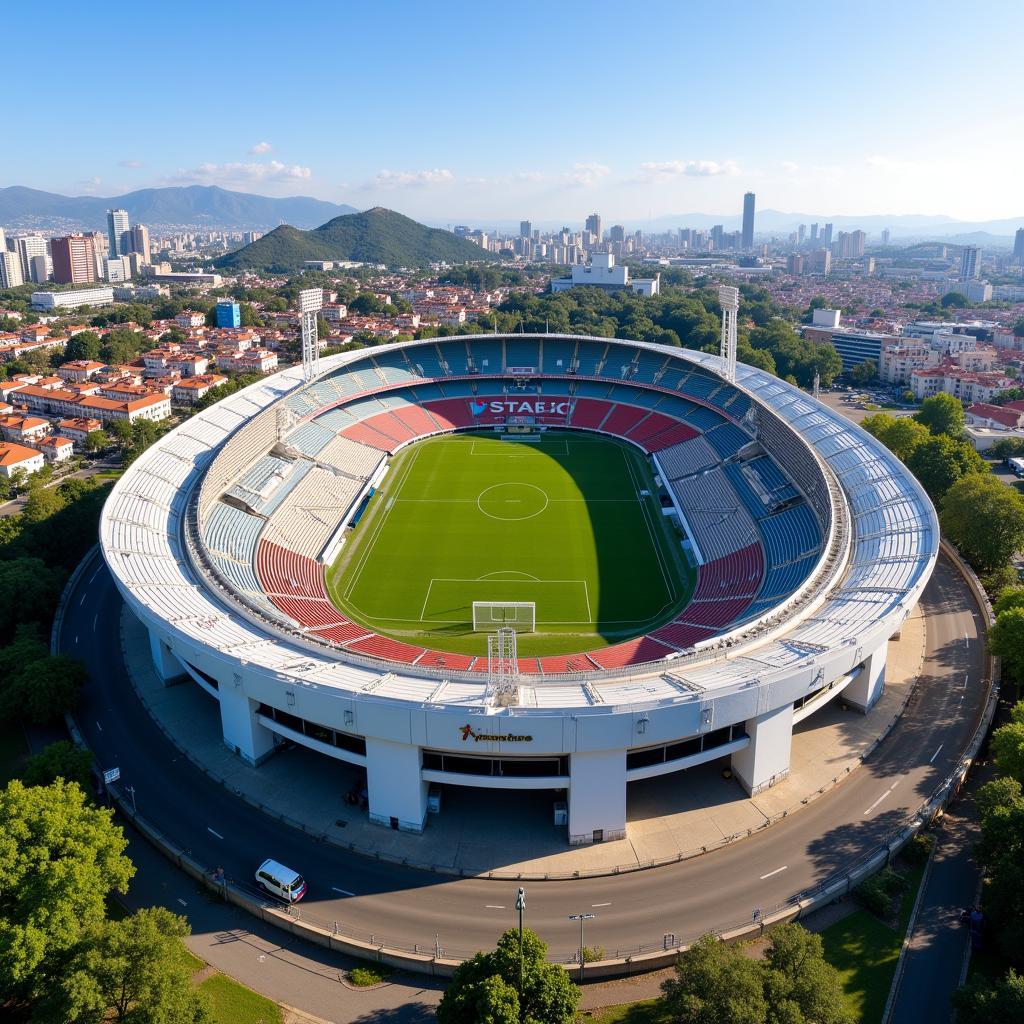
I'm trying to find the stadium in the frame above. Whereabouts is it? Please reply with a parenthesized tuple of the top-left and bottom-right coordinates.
(100, 333, 938, 846)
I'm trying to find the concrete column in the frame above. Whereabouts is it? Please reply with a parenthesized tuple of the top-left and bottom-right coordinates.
(365, 738, 427, 833)
(569, 749, 627, 845)
(731, 703, 793, 796)
(846, 643, 887, 713)
(217, 683, 275, 767)
(148, 629, 185, 686)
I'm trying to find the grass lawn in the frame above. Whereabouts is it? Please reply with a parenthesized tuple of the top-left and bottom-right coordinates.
(0, 722, 27, 785)
(581, 999, 670, 1023)
(819, 862, 926, 1024)
(326, 432, 693, 656)
(198, 973, 282, 1024)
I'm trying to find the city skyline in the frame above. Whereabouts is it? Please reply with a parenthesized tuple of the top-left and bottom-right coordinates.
(5, 0, 1023, 222)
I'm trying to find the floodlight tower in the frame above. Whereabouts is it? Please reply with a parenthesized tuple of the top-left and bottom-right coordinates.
(719, 285, 739, 383)
(487, 627, 519, 706)
(298, 288, 324, 382)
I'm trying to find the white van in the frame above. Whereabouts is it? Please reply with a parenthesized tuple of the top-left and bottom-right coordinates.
(255, 859, 308, 903)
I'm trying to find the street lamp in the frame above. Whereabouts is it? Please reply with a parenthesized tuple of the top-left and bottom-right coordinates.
(568, 913, 595, 984)
(515, 887, 526, 1016)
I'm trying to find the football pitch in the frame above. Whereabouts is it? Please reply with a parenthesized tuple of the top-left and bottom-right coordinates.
(325, 432, 694, 656)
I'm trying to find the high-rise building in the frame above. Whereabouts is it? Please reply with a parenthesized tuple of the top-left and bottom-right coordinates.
(17, 235, 47, 282)
(741, 192, 756, 249)
(797, 224, 806, 245)
(130, 224, 151, 263)
(519, 220, 531, 238)
(960, 246, 981, 280)
(30, 255, 50, 283)
(107, 208, 130, 257)
(810, 223, 819, 243)
(609, 224, 626, 243)
(0, 250, 24, 288)
(822, 223, 834, 247)
(584, 213, 602, 242)
(1014, 228, 1024, 265)
(710, 224, 725, 250)
(51, 234, 97, 284)
(808, 248, 832, 276)
(881, 228, 891, 246)
(0, 227, 6, 252)
(787, 253, 805, 275)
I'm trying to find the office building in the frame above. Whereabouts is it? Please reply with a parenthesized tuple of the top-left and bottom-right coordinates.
(810, 223, 819, 243)
(711, 224, 725, 250)
(216, 300, 241, 329)
(51, 235, 97, 285)
(0, 250, 23, 288)
(107, 208, 130, 257)
(960, 246, 981, 280)
(1014, 228, 1024, 266)
(584, 213, 602, 243)
(31, 286, 114, 310)
(17, 235, 48, 282)
(0, 227, 5, 251)
(519, 220, 531, 238)
(821, 223, 834, 247)
(550, 252, 660, 295)
(882, 229, 891, 246)
(807, 248, 831, 276)
(30, 255, 50, 283)
(609, 225, 625, 243)
(797, 224, 806, 246)
(130, 224, 151, 263)
(741, 192, 755, 249)
(787, 253, 804, 275)
(104, 256, 131, 282)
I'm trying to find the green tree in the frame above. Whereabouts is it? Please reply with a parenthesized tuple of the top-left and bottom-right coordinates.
(940, 291, 969, 308)
(108, 419, 134, 447)
(0, 558, 63, 640)
(0, 779, 134, 1000)
(990, 702, 1024, 782)
(62, 330, 102, 363)
(861, 413, 930, 462)
(761, 923, 853, 1024)
(995, 587, 1024, 616)
(21, 740, 93, 790)
(940, 473, 1024, 572)
(976, 776, 1024, 823)
(850, 358, 878, 385)
(36, 907, 211, 1024)
(906, 434, 987, 501)
(989, 436, 1024, 460)
(660, 933, 767, 1024)
(914, 392, 966, 437)
(0, 653, 88, 724)
(436, 928, 579, 1024)
(23, 482, 67, 524)
(84, 429, 110, 453)
(953, 970, 1024, 1024)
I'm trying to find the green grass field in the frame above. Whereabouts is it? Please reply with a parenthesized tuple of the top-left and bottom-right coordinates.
(326, 433, 693, 656)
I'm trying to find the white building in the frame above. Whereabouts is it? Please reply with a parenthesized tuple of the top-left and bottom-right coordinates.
(31, 287, 115, 310)
(0, 441, 45, 478)
(0, 250, 24, 288)
(550, 253, 660, 296)
(16, 236, 47, 282)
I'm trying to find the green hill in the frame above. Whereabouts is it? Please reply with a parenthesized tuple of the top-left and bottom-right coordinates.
(215, 207, 496, 272)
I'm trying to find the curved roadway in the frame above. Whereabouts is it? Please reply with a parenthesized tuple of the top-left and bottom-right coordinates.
(64, 551, 985, 962)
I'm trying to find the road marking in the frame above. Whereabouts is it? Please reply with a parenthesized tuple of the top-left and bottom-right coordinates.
(95, 721, 102, 732)
(92, 614, 98, 632)
(207, 827, 224, 839)
(929, 744, 944, 764)
(75, 635, 79, 644)
(592, 902, 612, 907)
(962, 674, 968, 689)
(79, 594, 87, 606)
(177, 898, 187, 906)
(88, 566, 101, 584)
(331, 887, 355, 896)
(760, 866, 788, 880)
(485, 905, 505, 910)
(864, 779, 900, 816)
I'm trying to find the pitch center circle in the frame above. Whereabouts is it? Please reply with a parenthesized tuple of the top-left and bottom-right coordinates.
(477, 482, 549, 521)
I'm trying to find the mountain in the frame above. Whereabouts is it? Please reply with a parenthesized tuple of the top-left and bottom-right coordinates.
(215, 207, 497, 271)
(0, 185, 357, 230)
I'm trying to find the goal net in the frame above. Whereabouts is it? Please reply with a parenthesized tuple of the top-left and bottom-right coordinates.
(472, 601, 536, 633)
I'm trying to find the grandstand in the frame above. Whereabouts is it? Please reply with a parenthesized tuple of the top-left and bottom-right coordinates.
(101, 334, 938, 844)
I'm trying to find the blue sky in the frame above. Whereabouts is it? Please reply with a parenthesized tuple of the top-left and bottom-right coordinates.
(7, 0, 1023, 222)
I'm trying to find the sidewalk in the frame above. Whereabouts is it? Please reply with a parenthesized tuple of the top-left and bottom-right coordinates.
(122, 601, 926, 877)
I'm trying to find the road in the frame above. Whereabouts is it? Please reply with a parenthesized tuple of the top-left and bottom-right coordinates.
(62, 550, 986, 964)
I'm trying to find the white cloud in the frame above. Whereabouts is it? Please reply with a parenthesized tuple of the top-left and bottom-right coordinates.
(639, 159, 740, 182)
(75, 176, 102, 194)
(169, 160, 313, 186)
(781, 161, 800, 173)
(118, 159, 144, 169)
(563, 162, 611, 187)
(366, 168, 456, 190)
(249, 141, 273, 154)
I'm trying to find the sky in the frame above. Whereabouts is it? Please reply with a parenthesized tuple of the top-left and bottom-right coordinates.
(6, 0, 1024, 225)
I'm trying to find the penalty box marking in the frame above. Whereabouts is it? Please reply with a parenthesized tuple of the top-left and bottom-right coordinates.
(419, 577, 593, 625)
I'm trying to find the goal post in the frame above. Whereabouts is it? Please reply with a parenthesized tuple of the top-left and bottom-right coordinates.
(472, 601, 536, 633)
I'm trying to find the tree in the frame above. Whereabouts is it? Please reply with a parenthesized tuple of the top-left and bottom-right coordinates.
(35, 907, 211, 1024)
(940, 291, 969, 308)
(0, 779, 134, 1000)
(996, 587, 1024, 616)
(941, 473, 1024, 572)
(436, 928, 579, 1024)
(953, 970, 1024, 1024)
(976, 776, 1024, 823)
(761, 923, 853, 1024)
(861, 413, 930, 462)
(0, 558, 63, 641)
(0, 653, 88, 724)
(62, 330, 102, 363)
(108, 419, 134, 447)
(23, 482, 67, 524)
(84, 429, 110, 453)
(906, 434, 987, 502)
(850, 359, 878, 385)
(914, 392, 966, 437)
(989, 436, 1024, 460)
(660, 933, 767, 1024)
(990, 702, 1024, 782)
(21, 740, 93, 790)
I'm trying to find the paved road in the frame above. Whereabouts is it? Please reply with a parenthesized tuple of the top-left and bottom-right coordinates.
(62, 550, 986, 964)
